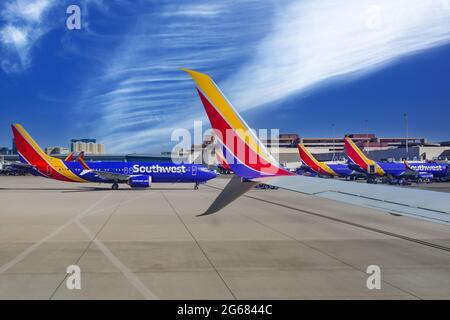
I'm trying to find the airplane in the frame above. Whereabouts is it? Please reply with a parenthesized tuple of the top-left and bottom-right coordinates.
(403, 160, 433, 183)
(404, 159, 450, 181)
(345, 136, 449, 183)
(297, 143, 364, 180)
(182, 68, 450, 225)
(11, 124, 217, 189)
(215, 146, 233, 174)
(64, 152, 74, 162)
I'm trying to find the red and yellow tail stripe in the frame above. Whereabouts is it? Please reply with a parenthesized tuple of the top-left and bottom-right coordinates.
(403, 160, 413, 171)
(12, 124, 87, 182)
(76, 151, 91, 170)
(344, 137, 385, 175)
(297, 144, 336, 176)
(183, 69, 292, 178)
(64, 152, 74, 162)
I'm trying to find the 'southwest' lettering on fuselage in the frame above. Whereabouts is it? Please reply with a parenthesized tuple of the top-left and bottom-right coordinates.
(409, 164, 444, 172)
(132, 164, 187, 174)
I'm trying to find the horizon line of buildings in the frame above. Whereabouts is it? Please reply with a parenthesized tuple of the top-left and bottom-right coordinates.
(2, 133, 450, 165)
(0, 138, 106, 156)
(264, 133, 450, 152)
(185, 133, 450, 167)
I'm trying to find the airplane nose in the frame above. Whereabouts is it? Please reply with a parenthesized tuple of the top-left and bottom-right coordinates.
(208, 170, 218, 180)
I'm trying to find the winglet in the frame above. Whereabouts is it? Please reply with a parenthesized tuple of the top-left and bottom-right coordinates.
(183, 68, 292, 179)
(76, 151, 90, 170)
(197, 175, 257, 216)
(183, 69, 293, 215)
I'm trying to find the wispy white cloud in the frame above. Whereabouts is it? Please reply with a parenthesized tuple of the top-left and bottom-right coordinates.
(0, 25, 28, 47)
(163, 4, 225, 17)
(224, 0, 450, 111)
(4, 0, 54, 22)
(80, 0, 450, 153)
(80, 0, 274, 153)
(0, 0, 56, 72)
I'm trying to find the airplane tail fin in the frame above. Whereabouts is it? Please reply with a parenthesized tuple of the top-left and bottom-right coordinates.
(403, 159, 413, 171)
(11, 124, 86, 182)
(64, 152, 74, 162)
(182, 68, 292, 179)
(11, 124, 51, 165)
(345, 136, 385, 175)
(183, 69, 292, 215)
(297, 143, 335, 176)
(344, 137, 373, 170)
(76, 151, 90, 170)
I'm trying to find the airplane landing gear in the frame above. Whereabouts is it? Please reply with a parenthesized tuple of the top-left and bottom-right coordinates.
(367, 176, 377, 184)
(112, 183, 119, 190)
(194, 182, 199, 190)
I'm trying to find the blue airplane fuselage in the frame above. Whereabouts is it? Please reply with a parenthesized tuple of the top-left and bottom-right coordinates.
(377, 161, 449, 178)
(327, 163, 358, 177)
(349, 160, 449, 178)
(299, 162, 362, 178)
(23, 158, 217, 185)
(405, 162, 449, 178)
(69, 161, 216, 184)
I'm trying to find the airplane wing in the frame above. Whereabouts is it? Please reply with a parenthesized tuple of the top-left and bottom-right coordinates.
(80, 169, 130, 182)
(1, 161, 35, 171)
(5, 162, 34, 169)
(253, 175, 450, 225)
(76, 152, 130, 182)
(183, 69, 450, 226)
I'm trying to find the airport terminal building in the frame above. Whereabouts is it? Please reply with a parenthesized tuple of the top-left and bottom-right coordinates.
(1, 133, 449, 169)
(186, 133, 450, 170)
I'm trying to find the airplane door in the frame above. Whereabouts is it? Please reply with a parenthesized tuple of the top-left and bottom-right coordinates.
(192, 166, 197, 176)
(46, 165, 52, 176)
(367, 164, 376, 175)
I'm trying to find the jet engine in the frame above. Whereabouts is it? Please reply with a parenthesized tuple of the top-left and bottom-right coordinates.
(128, 175, 152, 188)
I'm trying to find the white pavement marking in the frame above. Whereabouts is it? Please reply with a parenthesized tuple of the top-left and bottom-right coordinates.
(0, 192, 152, 276)
(74, 220, 158, 300)
(0, 190, 157, 300)
(82, 193, 151, 218)
(0, 193, 113, 275)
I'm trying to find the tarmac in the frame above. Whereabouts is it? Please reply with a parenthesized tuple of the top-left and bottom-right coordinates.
(0, 175, 449, 299)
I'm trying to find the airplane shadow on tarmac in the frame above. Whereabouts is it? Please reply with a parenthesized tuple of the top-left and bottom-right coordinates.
(0, 187, 197, 193)
(61, 187, 195, 193)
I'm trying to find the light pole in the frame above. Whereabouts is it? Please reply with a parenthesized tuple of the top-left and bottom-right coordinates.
(404, 113, 409, 157)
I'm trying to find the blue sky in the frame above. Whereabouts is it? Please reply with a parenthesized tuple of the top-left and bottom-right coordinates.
(1, 0, 450, 153)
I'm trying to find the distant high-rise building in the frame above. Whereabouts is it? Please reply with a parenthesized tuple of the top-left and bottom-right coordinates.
(0, 147, 11, 155)
(69, 138, 105, 154)
(12, 138, 17, 154)
(45, 146, 70, 155)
